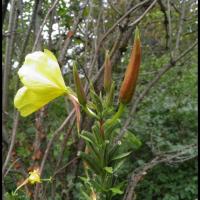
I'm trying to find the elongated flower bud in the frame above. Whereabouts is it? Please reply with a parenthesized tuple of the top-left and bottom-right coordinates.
(103, 50, 112, 92)
(119, 27, 141, 104)
(73, 64, 87, 106)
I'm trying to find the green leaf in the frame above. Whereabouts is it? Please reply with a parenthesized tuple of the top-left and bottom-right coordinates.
(111, 151, 132, 161)
(80, 190, 91, 200)
(113, 159, 126, 172)
(110, 187, 123, 195)
(90, 88, 103, 113)
(79, 176, 90, 184)
(80, 134, 94, 144)
(104, 166, 113, 174)
(124, 131, 142, 149)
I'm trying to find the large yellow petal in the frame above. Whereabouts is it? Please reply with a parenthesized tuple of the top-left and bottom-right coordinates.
(14, 86, 64, 117)
(18, 50, 66, 93)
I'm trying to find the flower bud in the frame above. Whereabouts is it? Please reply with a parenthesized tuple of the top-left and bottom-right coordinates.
(119, 27, 141, 104)
(103, 51, 112, 93)
(73, 63, 87, 106)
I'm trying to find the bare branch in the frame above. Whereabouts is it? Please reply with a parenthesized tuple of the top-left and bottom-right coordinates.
(3, 0, 19, 120)
(39, 110, 75, 176)
(2, 112, 20, 176)
(33, 110, 75, 199)
(123, 144, 197, 200)
(174, 0, 186, 54)
(58, 0, 89, 65)
(32, 0, 59, 51)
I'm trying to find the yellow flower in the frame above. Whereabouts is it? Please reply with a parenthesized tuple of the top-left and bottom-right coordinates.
(14, 49, 72, 117)
(28, 169, 41, 184)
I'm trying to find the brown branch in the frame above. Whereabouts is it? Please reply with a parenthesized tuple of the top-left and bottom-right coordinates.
(123, 144, 197, 200)
(39, 110, 75, 176)
(107, 0, 122, 15)
(2, 112, 20, 176)
(2, 1, 20, 178)
(5, 1, 41, 178)
(87, 0, 157, 92)
(18, 0, 40, 64)
(58, 0, 89, 65)
(32, 0, 59, 51)
(174, 0, 186, 54)
(52, 157, 79, 177)
(33, 110, 75, 199)
(2, 0, 10, 27)
(50, 118, 76, 199)
(100, 0, 151, 46)
(158, 0, 170, 49)
(87, 0, 154, 81)
(128, 0, 157, 27)
(48, 0, 56, 50)
(3, 0, 19, 121)
(55, 118, 76, 170)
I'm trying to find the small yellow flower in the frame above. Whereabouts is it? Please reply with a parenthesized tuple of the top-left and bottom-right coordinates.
(14, 49, 72, 117)
(28, 169, 41, 184)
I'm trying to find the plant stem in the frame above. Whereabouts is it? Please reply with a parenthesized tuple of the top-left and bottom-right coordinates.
(83, 106, 99, 120)
(106, 103, 125, 126)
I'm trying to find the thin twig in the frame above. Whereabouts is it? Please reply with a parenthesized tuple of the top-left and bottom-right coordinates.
(3, 0, 19, 120)
(123, 144, 197, 200)
(33, 110, 75, 199)
(32, 0, 59, 51)
(19, 0, 40, 61)
(39, 109, 75, 176)
(58, 0, 89, 65)
(87, 0, 152, 80)
(53, 157, 79, 177)
(174, 0, 186, 54)
(158, 0, 170, 49)
(50, 118, 75, 199)
(87, 0, 157, 89)
(55, 117, 76, 170)
(167, 0, 172, 52)
(4, 158, 20, 177)
(2, 112, 20, 176)
(107, 0, 122, 15)
(100, 0, 151, 46)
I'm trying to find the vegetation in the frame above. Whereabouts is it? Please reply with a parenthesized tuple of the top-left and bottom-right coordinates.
(2, 0, 197, 199)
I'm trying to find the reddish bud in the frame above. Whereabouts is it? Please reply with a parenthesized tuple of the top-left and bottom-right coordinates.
(119, 27, 141, 104)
